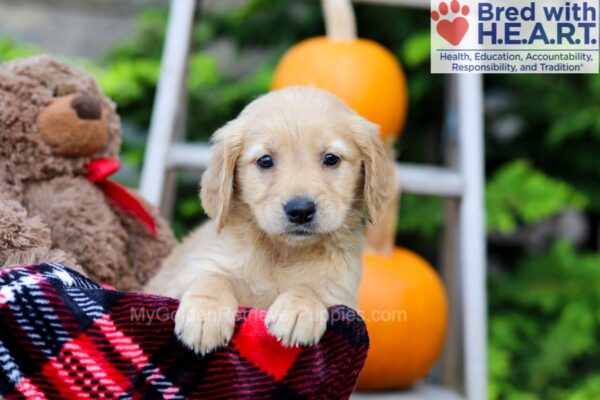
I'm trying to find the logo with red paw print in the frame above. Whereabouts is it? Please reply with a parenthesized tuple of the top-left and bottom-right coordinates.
(431, 0, 470, 46)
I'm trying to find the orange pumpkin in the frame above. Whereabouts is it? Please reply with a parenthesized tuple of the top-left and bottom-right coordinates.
(357, 248, 449, 390)
(271, 0, 408, 143)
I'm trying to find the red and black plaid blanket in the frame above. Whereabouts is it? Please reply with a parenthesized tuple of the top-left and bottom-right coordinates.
(0, 264, 368, 399)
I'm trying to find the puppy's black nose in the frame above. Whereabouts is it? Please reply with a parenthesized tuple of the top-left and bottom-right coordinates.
(284, 197, 316, 225)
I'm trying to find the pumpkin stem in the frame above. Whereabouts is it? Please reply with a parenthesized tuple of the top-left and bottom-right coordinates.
(366, 148, 400, 255)
(322, 0, 357, 41)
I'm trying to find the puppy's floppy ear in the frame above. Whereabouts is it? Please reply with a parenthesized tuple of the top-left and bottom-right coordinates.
(352, 116, 396, 224)
(200, 120, 243, 231)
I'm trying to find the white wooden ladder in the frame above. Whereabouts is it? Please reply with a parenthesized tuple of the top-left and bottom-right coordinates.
(139, 1, 487, 399)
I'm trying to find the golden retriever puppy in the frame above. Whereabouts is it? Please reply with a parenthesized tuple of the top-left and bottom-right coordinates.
(145, 87, 395, 354)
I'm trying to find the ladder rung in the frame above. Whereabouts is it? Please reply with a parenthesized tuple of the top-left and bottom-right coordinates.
(398, 163, 463, 198)
(167, 143, 464, 198)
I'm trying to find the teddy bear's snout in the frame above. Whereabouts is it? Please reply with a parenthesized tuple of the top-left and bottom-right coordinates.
(37, 93, 108, 157)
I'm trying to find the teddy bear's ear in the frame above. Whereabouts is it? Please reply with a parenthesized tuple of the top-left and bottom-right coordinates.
(37, 93, 108, 157)
(200, 120, 243, 231)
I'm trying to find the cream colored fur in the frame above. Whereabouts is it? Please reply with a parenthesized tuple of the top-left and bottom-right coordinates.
(145, 87, 394, 354)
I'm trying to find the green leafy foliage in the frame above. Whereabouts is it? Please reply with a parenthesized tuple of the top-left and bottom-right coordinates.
(402, 31, 430, 68)
(486, 160, 587, 233)
(98, 59, 160, 108)
(489, 241, 600, 399)
(0, 38, 38, 61)
(487, 74, 600, 211)
(398, 194, 443, 238)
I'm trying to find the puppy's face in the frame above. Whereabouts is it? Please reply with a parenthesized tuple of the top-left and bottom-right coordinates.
(237, 118, 363, 242)
(201, 87, 394, 246)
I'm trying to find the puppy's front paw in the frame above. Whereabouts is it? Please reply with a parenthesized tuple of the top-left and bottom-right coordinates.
(265, 291, 328, 347)
(175, 293, 237, 355)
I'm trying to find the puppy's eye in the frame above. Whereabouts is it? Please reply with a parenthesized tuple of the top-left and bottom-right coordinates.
(257, 155, 274, 169)
(323, 153, 341, 167)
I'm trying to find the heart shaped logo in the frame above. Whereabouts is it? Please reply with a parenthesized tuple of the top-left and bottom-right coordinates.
(431, 1, 471, 46)
(232, 308, 302, 380)
(437, 17, 469, 46)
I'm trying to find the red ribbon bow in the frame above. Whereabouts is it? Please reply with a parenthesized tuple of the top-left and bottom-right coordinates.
(87, 159, 157, 238)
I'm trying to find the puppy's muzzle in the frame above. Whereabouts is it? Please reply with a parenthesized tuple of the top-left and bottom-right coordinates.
(284, 197, 316, 225)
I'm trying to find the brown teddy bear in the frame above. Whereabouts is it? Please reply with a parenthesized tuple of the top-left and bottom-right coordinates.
(0, 56, 176, 291)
